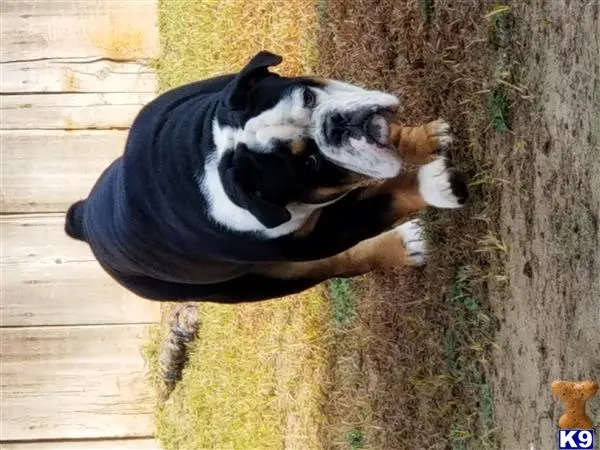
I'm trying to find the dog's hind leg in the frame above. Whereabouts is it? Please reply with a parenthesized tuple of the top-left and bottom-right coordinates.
(253, 218, 426, 280)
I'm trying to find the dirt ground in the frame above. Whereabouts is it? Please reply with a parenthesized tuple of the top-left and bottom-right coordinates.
(149, 1, 597, 448)
(488, 2, 600, 448)
(318, 0, 599, 448)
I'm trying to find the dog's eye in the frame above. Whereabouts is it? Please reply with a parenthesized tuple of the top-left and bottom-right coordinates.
(303, 88, 316, 109)
(305, 153, 320, 172)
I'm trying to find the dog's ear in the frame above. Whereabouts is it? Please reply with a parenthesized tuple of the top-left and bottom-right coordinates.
(224, 51, 283, 110)
(220, 149, 292, 229)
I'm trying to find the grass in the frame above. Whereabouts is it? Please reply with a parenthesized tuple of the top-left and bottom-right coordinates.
(420, 0, 435, 25)
(148, 292, 331, 449)
(488, 87, 509, 132)
(145, 0, 507, 448)
(145, 1, 328, 449)
(346, 429, 366, 449)
(486, 5, 512, 133)
(326, 278, 357, 327)
(317, 0, 504, 448)
(154, 0, 319, 92)
(444, 269, 496, 449)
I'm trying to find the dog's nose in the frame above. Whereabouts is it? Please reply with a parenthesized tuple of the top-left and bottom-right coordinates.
(330, 113, 346, 126)
(324, 113, 347, 144)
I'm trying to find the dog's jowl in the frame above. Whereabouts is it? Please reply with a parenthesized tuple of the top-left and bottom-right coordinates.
(65, 51, 467, 303)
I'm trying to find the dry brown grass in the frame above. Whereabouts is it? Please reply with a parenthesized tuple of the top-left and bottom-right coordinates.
(145, 2, 332, 449)
(146, 291, 332, 450)
(147, 0, 511, 447)
(156, 0, 319, 91)
(317, 0, 507, 448)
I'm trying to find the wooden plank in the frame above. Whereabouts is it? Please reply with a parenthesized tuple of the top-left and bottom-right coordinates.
(2, 439, 161, 450)
(0, 325, 156, 441)
(0, 214, 161, 327)
(0, 0, 158, 62)
(0, 93, 153, 130)
(1, 58, 157, 93)
(1, 130, 128, 213)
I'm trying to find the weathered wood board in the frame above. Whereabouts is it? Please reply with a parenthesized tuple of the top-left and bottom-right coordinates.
(0, 214, 161, 327)
(0, 325, 156, 440)
(1, 130, 128, 213)
(1, 0, 162, 445)
(1, 93, 153, 130)
(1, 58, 157, 93)
(0, 0, 159, 62)
(2, 439, 161, 450)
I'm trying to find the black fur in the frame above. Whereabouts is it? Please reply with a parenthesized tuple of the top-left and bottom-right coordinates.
(64, 200, 86, 241)
(64, 51, 401, 303)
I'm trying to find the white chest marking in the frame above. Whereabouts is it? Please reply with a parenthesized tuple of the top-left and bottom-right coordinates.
(200, 105, 321, 238)
(200, 153, 327, 238)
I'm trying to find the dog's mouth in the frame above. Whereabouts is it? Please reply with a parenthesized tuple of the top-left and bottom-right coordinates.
(322, 107, 395, 148)
(318, 106, 400, 179)
(362, 110, 394, 146)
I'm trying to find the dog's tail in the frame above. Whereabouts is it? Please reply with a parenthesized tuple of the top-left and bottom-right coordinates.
(65, 200, 87, 242)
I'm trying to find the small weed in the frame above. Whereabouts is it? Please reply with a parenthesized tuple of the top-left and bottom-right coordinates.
(445, 268, 497, 449)
(484, 5, 510, 20)
(327, 278, 357, 327)
(488, 87, 509, 132)
(420, 0, 435, 25)
(346, 429, 366, 449)
(315, 0, 328, 22)
(469, 171, 509, 188)
(478, 382, 496, 432)
(486, 5, 511, 50)
(477, 231, 509, 254)
(449, 424, 470, 450)
(418, 208, 442, 245)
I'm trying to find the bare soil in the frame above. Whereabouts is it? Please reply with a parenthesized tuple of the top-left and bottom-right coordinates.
(318, 0, 599, 448)
(488, 2, 600, 448)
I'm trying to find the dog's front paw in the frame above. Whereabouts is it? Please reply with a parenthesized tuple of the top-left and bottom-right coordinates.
(418, 157, 468, 208)
(425, 119, 454, 151)
(395, 219, 427, 265)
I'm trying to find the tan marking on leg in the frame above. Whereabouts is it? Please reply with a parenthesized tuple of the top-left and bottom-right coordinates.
(254, 226, 414, 281)
(359, 171, 428, 220)
(389, 119, 451, 166)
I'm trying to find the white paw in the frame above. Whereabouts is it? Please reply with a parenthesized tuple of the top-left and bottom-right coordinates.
(418, 157, 465, 208)
(430, 119, 454, 149)
(395, 219, 427, 265)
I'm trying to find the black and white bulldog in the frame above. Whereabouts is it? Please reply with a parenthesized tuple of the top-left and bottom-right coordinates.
(65, 51, 467, 303)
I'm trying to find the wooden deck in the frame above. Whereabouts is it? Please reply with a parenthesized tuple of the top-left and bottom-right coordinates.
(1, 1, 162, 448)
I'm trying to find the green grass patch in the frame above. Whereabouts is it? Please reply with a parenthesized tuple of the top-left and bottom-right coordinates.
(420, 0, 435, 25)
(315, 0, 328, 22)
(327, 278, 357, 327)
(488, 87, 509, 132)
(444, 267, 496, 449)
(346, 428, 366, 449)
(485, 5, 511, 50)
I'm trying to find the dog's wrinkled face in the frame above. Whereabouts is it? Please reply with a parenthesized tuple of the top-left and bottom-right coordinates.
(215, 52, 401, 179)
(207, 51, 402, 233)
(311, 80, 401, 178)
